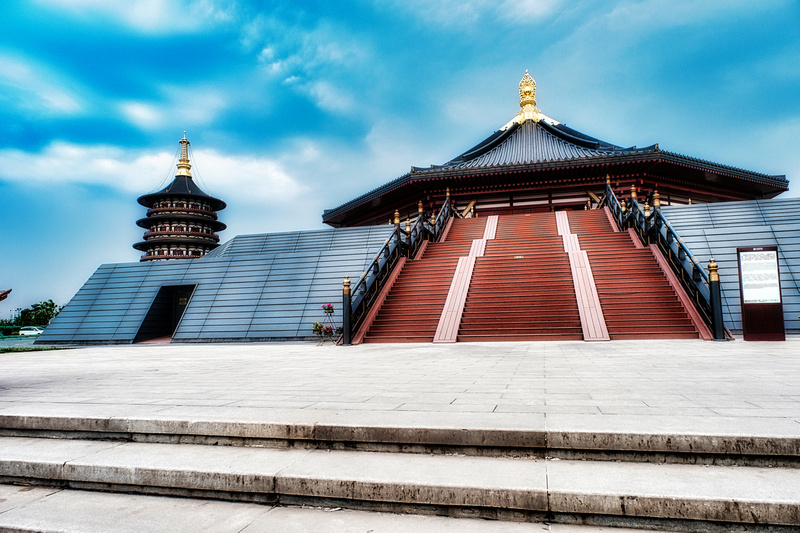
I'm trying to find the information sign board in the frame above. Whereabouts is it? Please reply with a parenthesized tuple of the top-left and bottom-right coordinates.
(739, 249, 781, 304)
(737, 246, 785, 341)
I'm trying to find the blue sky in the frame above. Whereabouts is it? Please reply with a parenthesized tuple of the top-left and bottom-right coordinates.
(2, 0, 799, 319)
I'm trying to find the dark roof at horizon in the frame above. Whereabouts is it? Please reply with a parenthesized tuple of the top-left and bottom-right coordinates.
(426, 119, 656, 172)
(138, 175, 227, 210)
(323, 113, 788, 225)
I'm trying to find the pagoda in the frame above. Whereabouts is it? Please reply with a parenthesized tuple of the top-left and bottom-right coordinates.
(323, 71, 788, 227)
(133, 135, 227, 261)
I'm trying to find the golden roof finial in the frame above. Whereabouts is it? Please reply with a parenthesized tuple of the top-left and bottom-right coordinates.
(514, 70, 543, 124)
(519, 70, 536, 108)
(176, 133, 192, 178)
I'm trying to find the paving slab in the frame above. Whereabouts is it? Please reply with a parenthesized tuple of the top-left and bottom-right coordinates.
(547, 459, 800, 525)
(0, 437, 120, 481)
(312, 410, 547, 447)
(545, 414, 800, 456)
(245, 505, 548, 532)
(0, 485, 270, 533)
(0, 484, 60, 513)
(0, 437, 307, 494)
(275, 448, 548, 510)
(0, 484, 676, 533)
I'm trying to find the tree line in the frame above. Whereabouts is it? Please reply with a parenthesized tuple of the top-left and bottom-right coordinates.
(1, 300, 62, 332)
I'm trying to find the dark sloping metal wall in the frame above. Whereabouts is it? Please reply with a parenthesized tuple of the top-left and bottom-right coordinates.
(39, 226, 395, 344)
(662, 198, 800, 333)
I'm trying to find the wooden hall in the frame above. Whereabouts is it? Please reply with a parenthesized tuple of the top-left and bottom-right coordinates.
(329, 72, 792, 344)
(323, 71, 787, 229)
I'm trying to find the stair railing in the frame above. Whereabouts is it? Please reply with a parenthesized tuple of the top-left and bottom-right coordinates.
(604, 183, 725, 339)
(343, 197, 455, 343)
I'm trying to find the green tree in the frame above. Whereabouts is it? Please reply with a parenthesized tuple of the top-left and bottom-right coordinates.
(15, 300, 62, 327)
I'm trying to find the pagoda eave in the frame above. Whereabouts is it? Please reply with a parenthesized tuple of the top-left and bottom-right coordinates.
(135, 215, 227, 231)
(133, 236, 221, 251)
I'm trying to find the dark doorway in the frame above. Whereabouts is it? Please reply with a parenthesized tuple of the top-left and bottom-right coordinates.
(134, 285, 196, 343)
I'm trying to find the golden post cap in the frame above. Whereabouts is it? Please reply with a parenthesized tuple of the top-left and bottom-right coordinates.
(708, 258, 719, 282)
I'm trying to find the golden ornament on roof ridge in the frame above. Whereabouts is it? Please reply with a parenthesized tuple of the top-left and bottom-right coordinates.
(519, 70, 536, 108)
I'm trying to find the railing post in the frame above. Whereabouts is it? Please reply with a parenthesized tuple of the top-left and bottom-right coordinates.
(342, 276, 352, 345)
(620, 200, 627, 230)
(708, 259, 725, 340)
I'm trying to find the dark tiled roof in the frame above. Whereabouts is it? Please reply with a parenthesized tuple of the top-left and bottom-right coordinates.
(138, 176, 227, 210)
(322, 114, 788, 225)
(420, 120, 655, 172)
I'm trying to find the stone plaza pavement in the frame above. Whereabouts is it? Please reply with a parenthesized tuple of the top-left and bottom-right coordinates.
(2, 338, 799, 421)
(0, 338, 798, 532)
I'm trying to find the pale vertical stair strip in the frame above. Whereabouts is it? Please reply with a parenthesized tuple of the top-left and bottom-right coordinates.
(433, 216, 498, 343)
(556, 212, 610, 341)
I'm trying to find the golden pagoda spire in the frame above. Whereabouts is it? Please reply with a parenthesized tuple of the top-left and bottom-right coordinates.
(519, 70, 536, 108)
(176, 132, 192, 178)
(514, 70, 544, 125)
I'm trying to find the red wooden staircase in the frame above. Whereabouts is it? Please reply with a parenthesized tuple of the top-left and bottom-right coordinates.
(457, 213, 583, 341)
(362, 218, 487, 343)
(567, 210, 699, 340)
(360, 210, 700, 343)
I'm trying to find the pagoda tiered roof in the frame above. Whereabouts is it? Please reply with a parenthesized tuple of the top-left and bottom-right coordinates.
(138, 175, 227, 211)
(323, 72, 787, 227)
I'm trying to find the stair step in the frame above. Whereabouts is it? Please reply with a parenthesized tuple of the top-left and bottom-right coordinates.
(0, 485, 555, 532)
(1, 436, 793, 529)
(359, 212, 700, 343)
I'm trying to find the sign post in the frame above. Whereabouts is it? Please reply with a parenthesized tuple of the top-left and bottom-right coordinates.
(737, 246, 785, 341)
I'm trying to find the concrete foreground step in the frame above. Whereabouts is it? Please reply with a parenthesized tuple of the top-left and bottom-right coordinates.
(0, 437, 798, 529)
(0, 484, 662, 533)
(1, 404, 798, 466)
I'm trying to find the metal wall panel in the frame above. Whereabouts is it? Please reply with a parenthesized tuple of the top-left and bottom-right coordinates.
(662, 198, 800, 333)
(40, 225, 395, 344)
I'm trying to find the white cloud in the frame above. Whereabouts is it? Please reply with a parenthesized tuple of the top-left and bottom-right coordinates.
(379, 0, 563, 26)
(499, 0, 563, 23)
(0, 142, 308, 205)
(240, 16, 369, 114)
(0, 142, 170, 193)
(191, 150, 309, 205)
(33, 0, 236, 34)
(0, 53, 83, 115)
(118, 86, 228, 132)
(120, 102, 163, 130)
(305, 81, 356, 114)
(248, 18, 370, 73)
